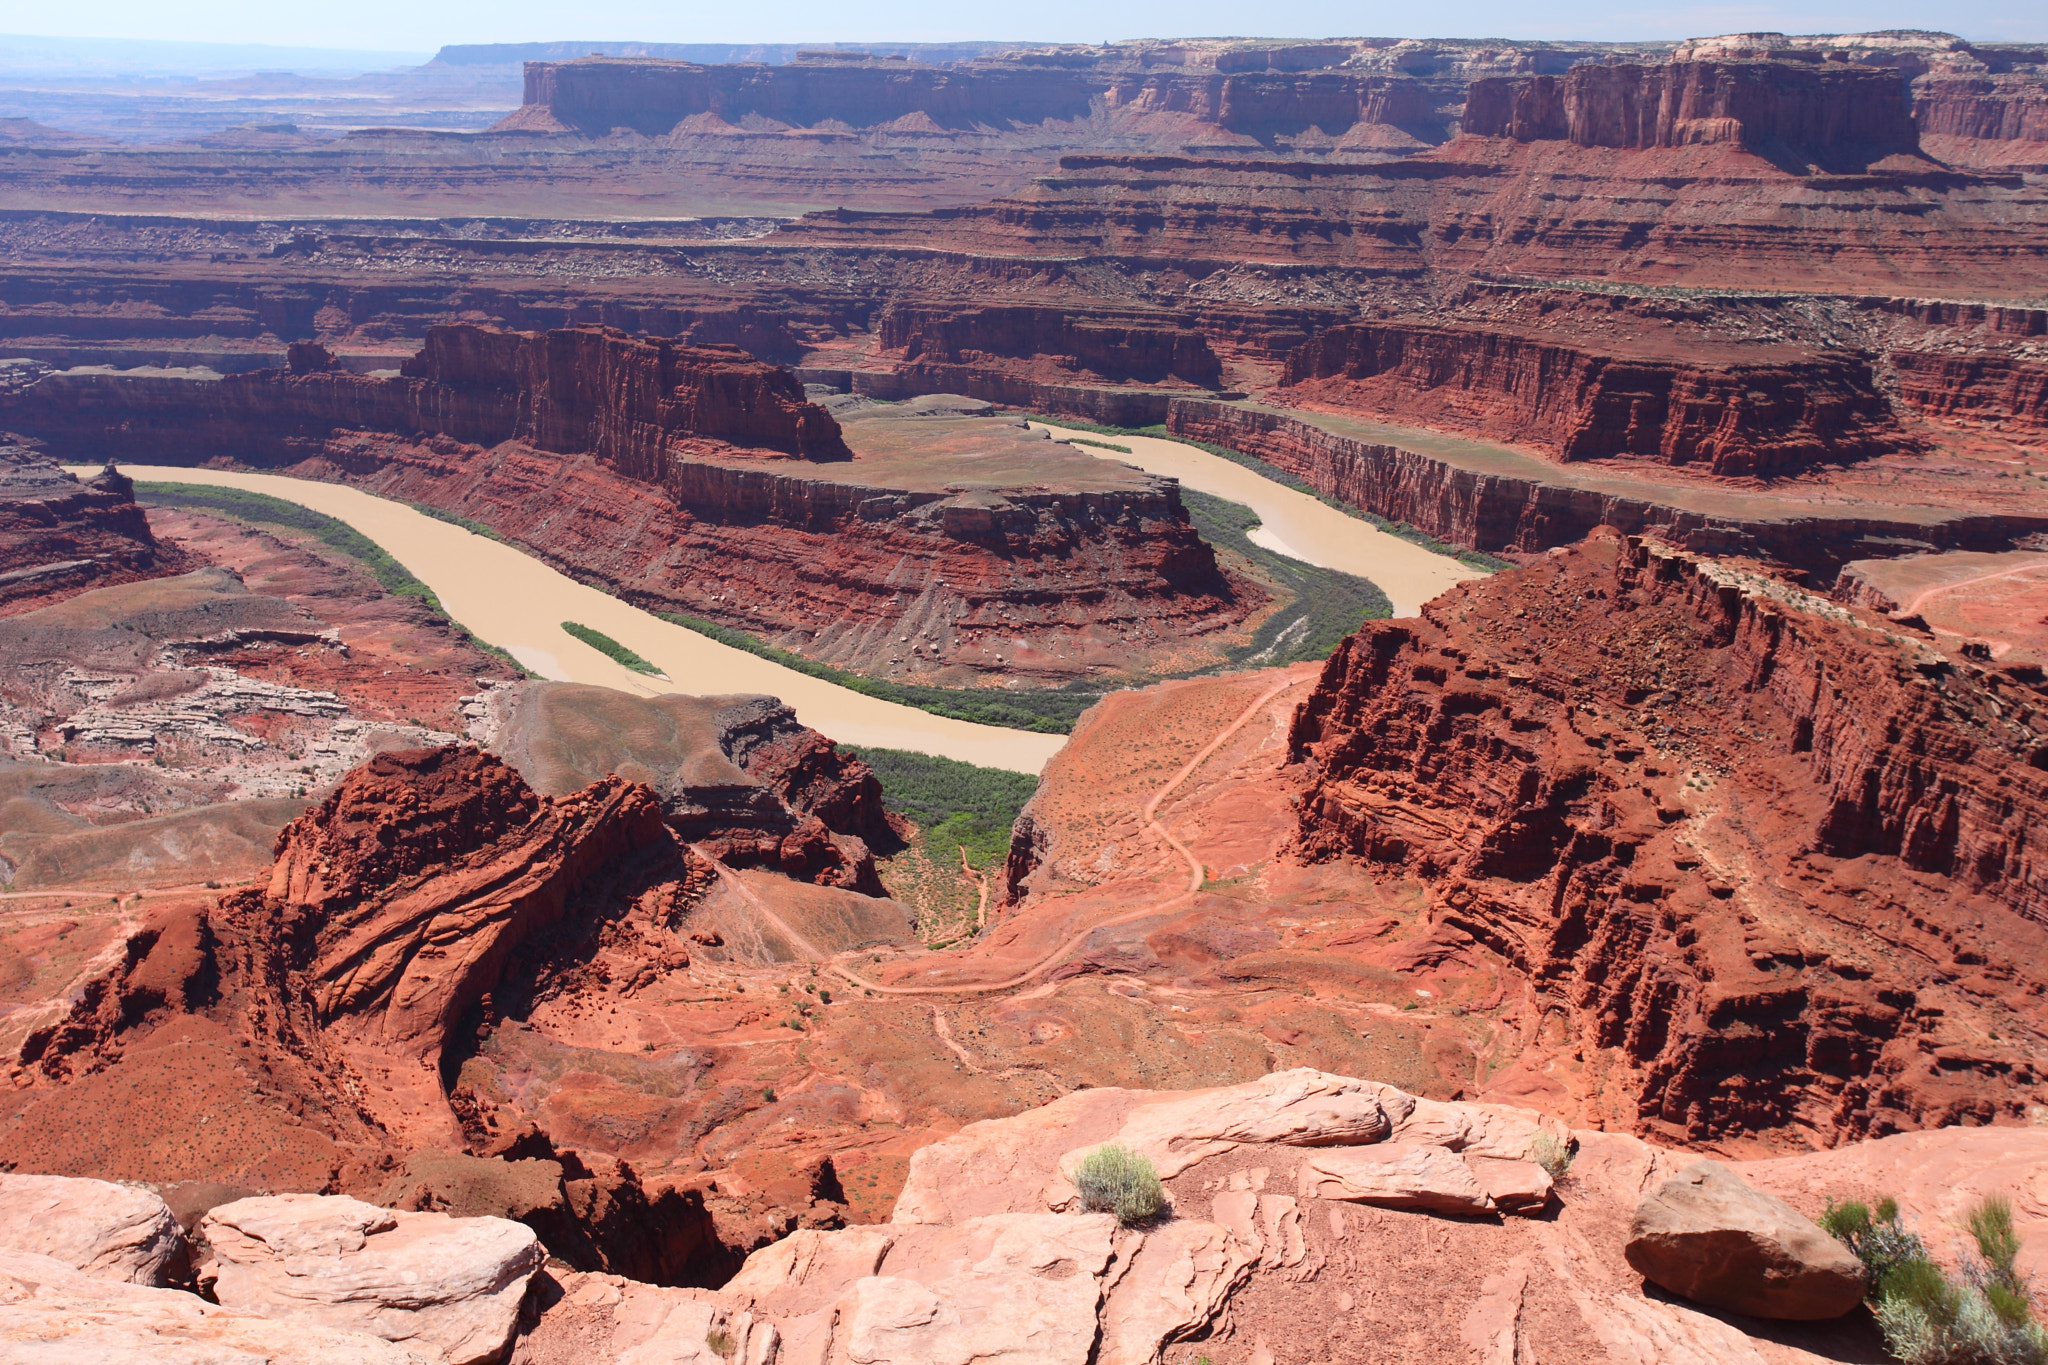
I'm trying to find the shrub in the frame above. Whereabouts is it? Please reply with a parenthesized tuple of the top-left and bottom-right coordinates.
(1528, 1132, 1574, 1181)
(704, 1327, 736, 1357)
(1071, 1144, 1164, 1226)
(1825, 1193, 2048, 1365)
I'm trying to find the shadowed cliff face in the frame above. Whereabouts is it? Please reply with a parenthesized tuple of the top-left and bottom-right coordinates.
(0, 446, 186, 614)
(1289, 530, 2048, 1144)
(1462, 60, 1925, 171)
(1280, 321, 1915, 476)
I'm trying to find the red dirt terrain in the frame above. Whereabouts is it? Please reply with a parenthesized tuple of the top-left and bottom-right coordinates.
(11, 530, 2048, 1287)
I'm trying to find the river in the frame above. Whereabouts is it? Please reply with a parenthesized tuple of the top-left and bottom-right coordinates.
(1030, 422, 1485, 616)
(83, 465, 1066, 774)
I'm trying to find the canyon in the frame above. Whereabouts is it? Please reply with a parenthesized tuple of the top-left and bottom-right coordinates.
(5, 23, 2048, 1365)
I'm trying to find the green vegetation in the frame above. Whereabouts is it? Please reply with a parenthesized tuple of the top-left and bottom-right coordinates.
(657, 611, 1098, 734)
(135, 481, 532, 676)
(1071, 1144, 1165, 1226)
(560, 621, 664, 675)
(1182, 488, 1391, 667)
(411, 503, 505, 541)
(847, 747, 1037, 873)
(139, 482, 443, 606)
(1822, 1192, 2048, 1364)
(1030, 417, 1513, 573)
(1063, 435, 1133, 454)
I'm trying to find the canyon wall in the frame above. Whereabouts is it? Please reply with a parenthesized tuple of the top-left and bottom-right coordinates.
(879, 303, 1223, 389)
(1165, 398, 2047, 580)
(513, 57, 1106, 136)
(1461, 59, 1923, 167)
(1288, 532, 2048, 1141)
(0, 448, 185, 614)
(1890, 350, 2048, 434)
(1280, 322, 1910, 475)
(1, 325, 849, 469)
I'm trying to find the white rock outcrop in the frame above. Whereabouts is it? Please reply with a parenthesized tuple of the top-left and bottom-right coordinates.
(199, 1194, 542, 1365)
(0, 1249, 433, 1364)
(0, 1173, 185, 1286)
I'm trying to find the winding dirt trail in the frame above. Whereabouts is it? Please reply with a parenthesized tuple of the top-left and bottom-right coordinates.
(800, 671, 1311, 998)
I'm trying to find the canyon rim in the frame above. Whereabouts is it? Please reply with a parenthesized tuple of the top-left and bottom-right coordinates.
(2, 19, 2048, 1365)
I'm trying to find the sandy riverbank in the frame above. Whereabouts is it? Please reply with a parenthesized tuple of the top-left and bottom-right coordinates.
(79, 465, 1067, 775)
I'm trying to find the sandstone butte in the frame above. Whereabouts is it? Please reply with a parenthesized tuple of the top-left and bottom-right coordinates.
(4, 23, 2048, 1365)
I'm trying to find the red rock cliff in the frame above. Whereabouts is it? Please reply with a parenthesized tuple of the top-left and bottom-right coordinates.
(0, 447, 185, 614)
(514, 57, 1103, 137)
(0, 325, 850, 468)
(1891, 350, 2048, 434)
(1280, 322, 1912, 476)
(1289, 531, 2048, 1143)
(880, 303, 1223, 389)
(1462, 60, 1923, 168)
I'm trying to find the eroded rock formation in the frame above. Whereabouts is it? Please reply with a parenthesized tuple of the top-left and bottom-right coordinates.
(1280, 322, 1911, 475)
(1463, 59, 1925, 170)
(1289, 530, 2048, 1143)
(0, 446, 184, 615)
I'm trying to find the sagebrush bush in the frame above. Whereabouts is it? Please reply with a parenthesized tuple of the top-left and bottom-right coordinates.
(1529, 1132, 1574, 1181)
(1071, 1144, 1164, 1226)
(1824, 1192, 2048, 1365)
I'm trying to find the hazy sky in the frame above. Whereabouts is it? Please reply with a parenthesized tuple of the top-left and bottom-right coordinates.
(6, 0, 2036, 52)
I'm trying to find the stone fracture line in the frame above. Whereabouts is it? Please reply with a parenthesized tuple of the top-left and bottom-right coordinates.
(818, 671, 1312, 999)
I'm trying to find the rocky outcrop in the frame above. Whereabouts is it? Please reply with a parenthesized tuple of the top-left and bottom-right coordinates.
(1, 325, 850, 468)
(1625, 1160, 1867, 1319)
(0, 1174, 186, 1285)
(484, 683, 895, 893)
(1891, 349, 2048, 433)
(0, 1249, 433, 1363)
(1288, 531, 2048, 1143)
(880, 304, 1223, 390)
(16, 747, 675, 1150)
(0, 447, 183, 615)
(1463, 59, 1924, 169)
(1165, 398, 2048, 581)
(510, 1067, 2048, 1364)
(1281, 322, 1910, 475)
(199, 1194, 542, 1365)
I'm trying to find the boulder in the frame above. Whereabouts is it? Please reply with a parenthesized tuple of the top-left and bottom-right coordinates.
(199, 1194, 543, 1365)
(1465, 1157, 1555, 1216)
(1297, 1144, 1497, 1214)
(0, 1249, 431, 1364)
(1624, 1160, 1866, 1320)
(1057, 1069, 1397, 1187)
(0, 1173, 185, 1285)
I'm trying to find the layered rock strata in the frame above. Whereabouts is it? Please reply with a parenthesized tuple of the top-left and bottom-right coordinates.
(0, 327, 1249, 681)
(1288, 530, 2048, 1142)
(2, 325, 849, 468)
(1166, 398, 2048, 581)
(1280, 322, 1911, 475)
(0, 447, 184, 615)
(1462, 59, 1925, 170)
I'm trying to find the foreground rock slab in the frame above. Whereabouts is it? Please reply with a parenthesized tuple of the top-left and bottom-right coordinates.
(200, 1194, 543, 1365)
(0, 1249, 432, 1364)
(0, 1173, 185, 1286)
(1625, 1160, 1867, 1320)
